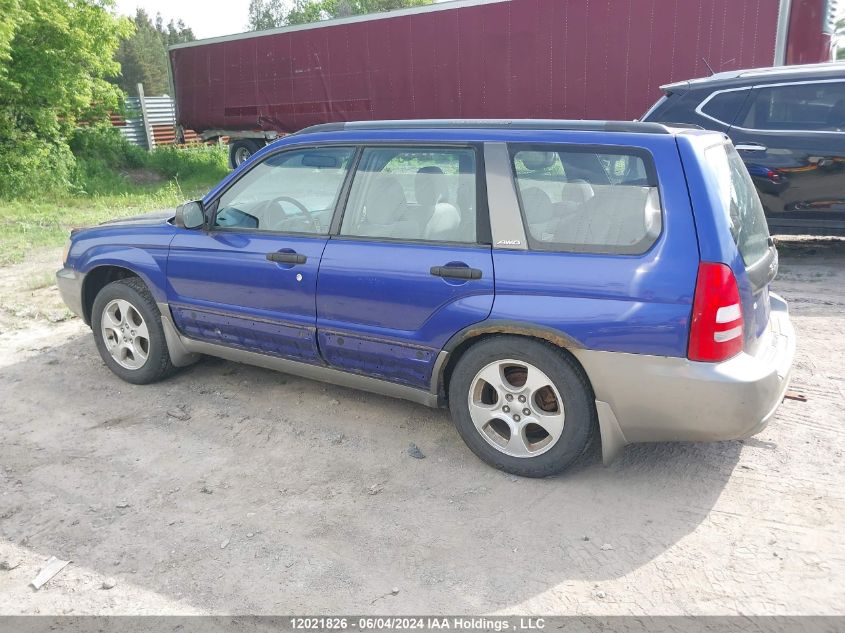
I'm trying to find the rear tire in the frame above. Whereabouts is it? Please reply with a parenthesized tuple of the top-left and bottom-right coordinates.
(228, 139, 264, 169)
(91, 278, 176, 385)
(448, 336, 597, 477)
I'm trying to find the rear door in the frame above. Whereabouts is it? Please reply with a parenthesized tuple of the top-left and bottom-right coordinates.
(728, 79, 845, 235)
(315, 145, 494, 390)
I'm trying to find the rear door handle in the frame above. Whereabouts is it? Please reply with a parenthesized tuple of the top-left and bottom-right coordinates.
(430, 265, 482, 280)
(735, 143, 767, 152)
(266, 252, 307, 264)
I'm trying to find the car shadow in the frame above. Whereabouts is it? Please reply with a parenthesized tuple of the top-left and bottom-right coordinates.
(0, 330, 741, 614)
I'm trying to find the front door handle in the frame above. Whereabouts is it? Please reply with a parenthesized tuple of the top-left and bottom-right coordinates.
(735, 143, 767, 152)
(266, 251, 307, 264)
(430, 265, 482, 280)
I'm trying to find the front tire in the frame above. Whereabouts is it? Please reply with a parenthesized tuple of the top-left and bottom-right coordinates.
(91, 278, 175, 385)
(448, 336, 597, 477)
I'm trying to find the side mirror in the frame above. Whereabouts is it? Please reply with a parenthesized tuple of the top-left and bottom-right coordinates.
(174, 200, 205, 229)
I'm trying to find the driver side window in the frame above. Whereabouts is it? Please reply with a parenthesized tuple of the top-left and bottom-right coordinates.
(214, 147, 354, 235)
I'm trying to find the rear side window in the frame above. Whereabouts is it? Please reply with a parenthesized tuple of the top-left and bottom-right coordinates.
(510, 145, 662, 254)
(340, 147, 477, 243)
(740, 81, 845, 131)
(699, 89, 750, 125)
(705, 143, 770, 267)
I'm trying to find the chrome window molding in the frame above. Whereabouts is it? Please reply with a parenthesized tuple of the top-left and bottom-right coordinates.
(695, 78, 845, 134)
(694, 86, 753, 127)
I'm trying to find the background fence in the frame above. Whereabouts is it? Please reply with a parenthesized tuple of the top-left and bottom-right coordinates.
(110, 93, 201, 150)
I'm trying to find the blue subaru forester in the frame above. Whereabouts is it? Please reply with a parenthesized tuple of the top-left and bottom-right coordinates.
(57, 120, 795, 477)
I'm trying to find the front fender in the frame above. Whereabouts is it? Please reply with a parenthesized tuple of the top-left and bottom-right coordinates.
(77, 245, 170, 304)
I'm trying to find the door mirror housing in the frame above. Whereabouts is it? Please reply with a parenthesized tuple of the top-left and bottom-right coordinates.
(174, 200, 205, 229)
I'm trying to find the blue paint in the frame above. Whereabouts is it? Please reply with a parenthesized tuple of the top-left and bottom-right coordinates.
(167, 231, 329, 362)
(315, 239, 494, 387)
(63, 123, 774, 391)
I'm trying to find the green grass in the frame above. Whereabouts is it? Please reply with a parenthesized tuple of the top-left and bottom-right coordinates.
(0, 144, 228, 265)
(24, 270, 57, 290)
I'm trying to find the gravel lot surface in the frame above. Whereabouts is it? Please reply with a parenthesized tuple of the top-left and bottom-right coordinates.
(0, 240, 843, 615)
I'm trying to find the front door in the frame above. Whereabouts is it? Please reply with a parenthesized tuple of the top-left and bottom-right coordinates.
(316, 145, 494, 389)
(729, 79, 845, 235)
(167, 146, 355, 363)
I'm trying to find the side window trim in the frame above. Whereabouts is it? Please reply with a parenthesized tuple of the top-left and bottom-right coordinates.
(207, 143, 357, 236)
(694, 86, 752, 127)
(730, 78, 845, 134)
(333, 143, 487, 245)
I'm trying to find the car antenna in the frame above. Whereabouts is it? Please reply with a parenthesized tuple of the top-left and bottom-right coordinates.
(701, 57, 716, 75)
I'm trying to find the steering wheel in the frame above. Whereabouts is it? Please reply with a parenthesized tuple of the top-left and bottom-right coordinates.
(264, 196, 319, 232)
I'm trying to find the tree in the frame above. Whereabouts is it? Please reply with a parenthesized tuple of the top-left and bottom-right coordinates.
(836, 18, 844, 61)
(248, 0, 434, 30)
(0, 0, 132, 197)
(248, 0, 288, 31)
(113, 9, 195, 96)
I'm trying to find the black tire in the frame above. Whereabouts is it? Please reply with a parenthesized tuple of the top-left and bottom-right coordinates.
(448, 336, 597, 477)
(91, 277, 176, 385)
(228, 139, 263, 169)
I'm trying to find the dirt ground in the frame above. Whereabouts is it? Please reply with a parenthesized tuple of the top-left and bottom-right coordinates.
(0, 240, 843, 616)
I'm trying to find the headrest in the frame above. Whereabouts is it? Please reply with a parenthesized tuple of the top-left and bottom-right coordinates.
(561, 179, 594, 205)
(365, 176, 407, 224)
(415, 166, 446, 207)
(520, 187, 554, 222)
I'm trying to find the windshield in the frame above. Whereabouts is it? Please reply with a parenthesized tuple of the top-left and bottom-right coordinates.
(705, 143, 770, 267)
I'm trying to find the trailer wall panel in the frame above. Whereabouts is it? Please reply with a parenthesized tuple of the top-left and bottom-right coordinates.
(170, 0, 822, 135)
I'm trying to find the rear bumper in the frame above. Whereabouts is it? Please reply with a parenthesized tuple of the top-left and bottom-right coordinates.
(56, 267, 85, 321)
(573, 292, 795, 461)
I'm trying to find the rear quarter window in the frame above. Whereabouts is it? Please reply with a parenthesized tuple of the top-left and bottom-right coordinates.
(510, 145, 662, 255)
(705, 143, 770, 266)
(699, 88, 751, 125)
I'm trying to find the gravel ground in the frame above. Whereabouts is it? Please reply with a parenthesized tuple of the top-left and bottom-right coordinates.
(0, 240, 843, 615)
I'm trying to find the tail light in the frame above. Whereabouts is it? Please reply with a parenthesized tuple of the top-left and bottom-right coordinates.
(688, 262, 744, 362)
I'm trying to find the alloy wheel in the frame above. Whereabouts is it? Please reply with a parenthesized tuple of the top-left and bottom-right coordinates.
(100, 299, 150, 370)
(467, 359, 565, 458)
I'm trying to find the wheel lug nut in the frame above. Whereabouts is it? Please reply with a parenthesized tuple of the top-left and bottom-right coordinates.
(523, 408, 531, 416)
(513, 414, 521, 422)
(505, 394, 513, 402)
(518, 395, 527, 403)
(502, 405, 510, 413)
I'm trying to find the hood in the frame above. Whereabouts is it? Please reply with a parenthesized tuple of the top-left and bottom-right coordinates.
(98, 209, 176, 227)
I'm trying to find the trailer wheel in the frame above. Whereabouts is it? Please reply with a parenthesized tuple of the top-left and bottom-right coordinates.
(229, 139, 264, 169)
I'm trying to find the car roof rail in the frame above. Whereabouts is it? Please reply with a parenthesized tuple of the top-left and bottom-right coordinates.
(293, 119, 679, 136)
(657, 122, 705, 130)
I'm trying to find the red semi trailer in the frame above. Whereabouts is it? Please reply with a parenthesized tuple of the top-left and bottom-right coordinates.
(168, 0, 838, 167)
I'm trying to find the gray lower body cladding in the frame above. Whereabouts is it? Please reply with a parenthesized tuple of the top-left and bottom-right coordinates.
(60, 265, 795, 465)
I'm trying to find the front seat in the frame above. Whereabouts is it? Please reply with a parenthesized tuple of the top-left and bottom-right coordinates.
(358, 176, 416, 239)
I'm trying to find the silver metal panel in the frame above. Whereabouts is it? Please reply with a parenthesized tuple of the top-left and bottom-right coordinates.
(774, 0, 792, 66)
(114, 95, 178, 149)
(136, 83, 156, 151)
(483, 142, 528, 250)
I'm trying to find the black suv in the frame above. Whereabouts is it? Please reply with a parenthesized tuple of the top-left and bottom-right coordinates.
(642, 62, 845, 236)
